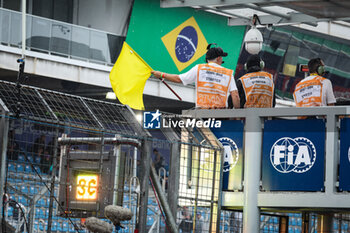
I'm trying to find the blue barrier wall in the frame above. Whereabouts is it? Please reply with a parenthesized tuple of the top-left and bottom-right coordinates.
(339, 118, 350, 191)
(211, 120, 244, 191)
(262, 119, 325, 191)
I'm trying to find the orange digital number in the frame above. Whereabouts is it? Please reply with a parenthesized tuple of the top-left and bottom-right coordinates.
(76, 175, 98, 200)
(88, 179, 96, 196)
(77, 178, 86, 196)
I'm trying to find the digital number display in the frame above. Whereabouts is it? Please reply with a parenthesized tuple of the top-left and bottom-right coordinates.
(76, 175, 98, 200)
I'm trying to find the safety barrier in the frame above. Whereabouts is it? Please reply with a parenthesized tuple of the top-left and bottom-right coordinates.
(185, 106, 350, 233)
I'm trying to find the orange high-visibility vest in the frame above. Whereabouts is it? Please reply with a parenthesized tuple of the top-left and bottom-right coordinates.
(293, 76, 325, 107)
(239, 71, 274, 108)
(196, 64, 233, 108)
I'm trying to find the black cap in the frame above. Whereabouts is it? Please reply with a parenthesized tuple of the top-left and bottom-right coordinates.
(206, 43, 228, 62)
(246, 54, 261, 69)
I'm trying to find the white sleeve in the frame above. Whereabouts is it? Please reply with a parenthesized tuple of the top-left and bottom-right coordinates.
(179, 65, 198, 86)
(323, 79, 336, 104)
(229, 76, 238, 92)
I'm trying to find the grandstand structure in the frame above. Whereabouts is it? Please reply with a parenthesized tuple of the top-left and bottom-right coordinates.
(2, 81, 350, 233)
(0, 80, 151, 232)
(1, 1, 350, 233)
(0, 80, 224, 232)
(1, 80, 350, 233)
(0, 1, 350, 110)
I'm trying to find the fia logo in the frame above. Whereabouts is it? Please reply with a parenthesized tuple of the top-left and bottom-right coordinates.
(219, 137, 239, 172)
(270, 137, 316, 173)
(143, 110, 161, 129)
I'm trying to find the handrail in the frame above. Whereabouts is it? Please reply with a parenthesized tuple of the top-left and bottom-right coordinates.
(0, 7, 122, 37)
(0, 7, 125, 65)
(184, 106, 350, 118)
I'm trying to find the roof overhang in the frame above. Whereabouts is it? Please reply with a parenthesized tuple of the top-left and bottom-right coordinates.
(160, 0, 350, 27)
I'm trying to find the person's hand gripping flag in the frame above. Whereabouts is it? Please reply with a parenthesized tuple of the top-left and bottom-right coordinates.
(110, 42, 182, 110)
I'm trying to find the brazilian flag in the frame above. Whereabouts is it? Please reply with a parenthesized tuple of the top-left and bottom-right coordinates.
(126, 0, 246, 74)
(161, 16, 208, 72)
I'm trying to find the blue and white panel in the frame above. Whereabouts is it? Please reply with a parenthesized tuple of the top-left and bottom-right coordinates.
(339, 118, 350, 191)
(211, 120, 244, 191)
(262, 119, 325, 191)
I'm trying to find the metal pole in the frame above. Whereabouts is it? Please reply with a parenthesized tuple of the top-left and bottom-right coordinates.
(21, 0, 26, 57)
(316, 214, 333, 233)
(137, 138, 152, 233)
(157, 167, 166, 233)
(168, 140, 180, 219)
(301, 212, 310, 233)
(28, 199, 34, 233)
(325, 112, 338, 194)
(215, 149, 224, 233)
(113, 144, 121, 205)
(211, 149, 220, 232)
(193, 148, 201, 232)
(47, 128, 59, 233)
(98, 133, 105, 214)
(0, 108, 9, 230)
(129, 176, 139, 233)
(150, 165, 178, 233)
(243, 109, 262, 233)
(58, 136, 140, 147)
(319, 112, 338, 233)
(133, 147, 138, 178)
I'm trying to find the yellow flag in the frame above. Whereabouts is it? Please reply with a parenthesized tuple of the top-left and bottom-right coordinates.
(110, 42, 152, 110)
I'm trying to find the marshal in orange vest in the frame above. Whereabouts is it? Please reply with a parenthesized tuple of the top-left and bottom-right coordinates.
(293, 76, 325, 107)
(196, 64, 234, 109)
(238, 71, 274, 108)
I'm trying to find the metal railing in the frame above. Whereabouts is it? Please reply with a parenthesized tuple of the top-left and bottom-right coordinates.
(184, 106, 350, 233)
(0, 7, 125, 65)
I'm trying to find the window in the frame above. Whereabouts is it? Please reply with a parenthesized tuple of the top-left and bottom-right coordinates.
(3, 0, 21, 11)
(282, 45, 300, 77)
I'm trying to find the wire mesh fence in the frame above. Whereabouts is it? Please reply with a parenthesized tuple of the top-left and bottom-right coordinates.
(2, 117, 223, 233)
(3, 118, 123, 232)
(0, 81, 225, 233)
(3, 80, 350, 233)
(333, 214, 350, 233)
(0, 80, 148, 233)
(176, 132, 222, 233)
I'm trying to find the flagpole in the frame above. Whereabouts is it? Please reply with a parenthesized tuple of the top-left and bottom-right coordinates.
(123, 42, 183, 101)
(158, 78, 182, 101)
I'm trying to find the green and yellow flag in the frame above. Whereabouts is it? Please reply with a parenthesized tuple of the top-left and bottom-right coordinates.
(126, 0, 246, 74)
(161, 16, 208, 72)
(109, 42, 152, 110)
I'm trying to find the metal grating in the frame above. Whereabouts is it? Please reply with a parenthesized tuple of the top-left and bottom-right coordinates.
(0, 81, 56, 121)
(84, 98, 137, 136)
(38, 89, 100, 130)
(0, 80, 146, 137)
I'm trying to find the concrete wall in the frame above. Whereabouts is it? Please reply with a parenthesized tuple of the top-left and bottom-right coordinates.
(0, 45, 196, 103)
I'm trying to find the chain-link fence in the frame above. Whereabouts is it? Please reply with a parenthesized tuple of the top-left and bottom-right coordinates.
(0, 80, 148, 233)
(0, 80, 224, 233)
(2, 80, 350, 233)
